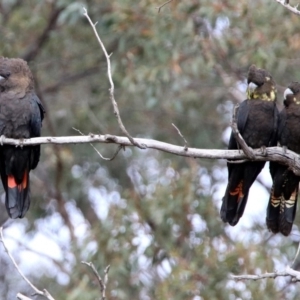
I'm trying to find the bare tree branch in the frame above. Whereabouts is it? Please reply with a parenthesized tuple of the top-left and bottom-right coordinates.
(231, 266, 300, 282)
(1, 134, 300, 174)
(82, 261, 110, 300)
(82, 7, 146, 150)
(0, 227, 55, 300)
(17, 293, 33, 300)
(273, 0, 300, 15)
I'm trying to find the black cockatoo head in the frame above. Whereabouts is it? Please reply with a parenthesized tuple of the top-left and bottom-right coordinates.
(0, 57, 34, 96)
(246, 65, 277, 101)
(283, 82, 300, 107)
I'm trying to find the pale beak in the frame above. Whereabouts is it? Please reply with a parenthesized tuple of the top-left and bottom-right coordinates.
(0, 75, 5, 81)
(247, 82, 258, 93)
(283, 88, 293, 100)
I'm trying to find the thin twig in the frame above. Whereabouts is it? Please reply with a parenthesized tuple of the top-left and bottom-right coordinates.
(157, 0, 174, 13)
(103, 265, 110, 288)
(231, 104, 255, 160)
(172, 123, 188, 151)
(82, 7, 146, 150)
(82, 261, 110, 300)
(0, 227, 55, 300)
(72, 127, 123, 161)
(231, 270, 292, 281)
(273, 0, 300, 15)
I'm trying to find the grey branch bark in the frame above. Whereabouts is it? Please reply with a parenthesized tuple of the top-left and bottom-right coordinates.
(2, 134, 300, 174)
(17, 294, 33, 300)
(231, 266, 300, 282)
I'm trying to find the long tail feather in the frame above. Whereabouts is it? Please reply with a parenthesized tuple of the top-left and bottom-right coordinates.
(5, 172, 30, 219)
(221, 182, 249, 226)
(280, 188, 298, 236)
(266, 185, 281, 234)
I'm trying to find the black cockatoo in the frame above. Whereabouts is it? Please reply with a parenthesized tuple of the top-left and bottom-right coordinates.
(267, 82, 300, 236)
(0, 57, 44, 218)
(221, 65, 279, 226)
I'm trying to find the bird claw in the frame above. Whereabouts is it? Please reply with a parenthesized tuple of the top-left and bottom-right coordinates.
(0, 135, 5, 146)
(19, 139, 24, 148)
(260, 146, 267, 156)
(282, 146, 287, 155)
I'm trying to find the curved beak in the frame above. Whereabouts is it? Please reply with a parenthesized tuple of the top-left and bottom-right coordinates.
(247, 82, 258, 98)
(283, 88, 293, 100)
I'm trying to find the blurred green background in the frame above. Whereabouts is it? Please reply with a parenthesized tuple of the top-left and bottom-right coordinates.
(0, 0, 300, 299)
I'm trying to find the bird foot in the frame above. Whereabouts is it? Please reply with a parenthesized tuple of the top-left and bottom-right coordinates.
(282, 146, 287, 155)
(260, 146, 267, 156)
(19, 138, 24, 148)
(0, 135, 5, 146)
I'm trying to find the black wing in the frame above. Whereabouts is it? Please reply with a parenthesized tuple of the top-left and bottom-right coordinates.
(29, 93, 44, 170)
(237, 100, 249, 134)
(30, 93, 45, 137)
(228, 100, 249, 150)
(278, 109, 287, 146)
(269, 103, 279, 147)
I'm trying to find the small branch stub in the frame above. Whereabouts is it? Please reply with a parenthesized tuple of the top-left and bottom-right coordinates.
(172, 123, 188, 151)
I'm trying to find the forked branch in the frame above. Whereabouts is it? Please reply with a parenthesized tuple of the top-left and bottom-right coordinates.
(82, 7, 146, 150)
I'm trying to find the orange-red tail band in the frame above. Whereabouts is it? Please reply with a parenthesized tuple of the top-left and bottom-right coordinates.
(7, 172, 28, 190)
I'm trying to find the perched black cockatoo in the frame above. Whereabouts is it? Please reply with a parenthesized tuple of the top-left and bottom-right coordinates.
(221, 65, 279, 226)
(267, 82, 300, 236)
(0, 57, 44, 218)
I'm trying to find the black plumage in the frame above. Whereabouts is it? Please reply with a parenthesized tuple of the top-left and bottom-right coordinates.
(221, 65, 279, 226)
(0, 57, 44, 218)
(267, 82, 300, 236)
